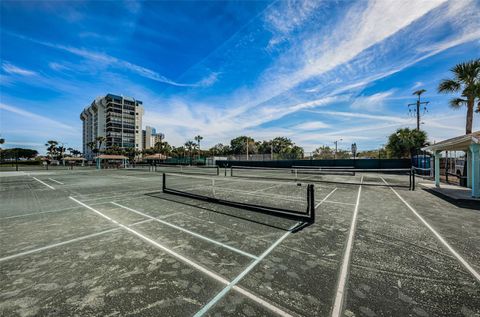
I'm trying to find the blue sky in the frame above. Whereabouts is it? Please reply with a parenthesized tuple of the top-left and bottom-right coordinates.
(1, 0, 479, 154)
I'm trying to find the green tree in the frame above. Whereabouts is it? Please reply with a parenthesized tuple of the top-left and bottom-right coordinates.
(438, 59, 480, 134)
(230, 136, 256, 155)
(313, 146, 335, 159)
(194, 135, 203, 153)
(2, 148, 38, 159)
(95, 136, 106, 153)
(184, 141, 197, 157)
(87, 141, 97, 154)
(57, 146, 66, 160)
(358, 149, 387, 159)
(0, 135, 4, 147)
(45, 140, 58, 158)
(386, 128, 428, 158)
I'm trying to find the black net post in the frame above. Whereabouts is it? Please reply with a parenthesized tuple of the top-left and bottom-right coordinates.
(412, 168, 415, 191)
(230, 166, 233, 177)
(162, 173, 166, 192)
(307, 184, 315, 223)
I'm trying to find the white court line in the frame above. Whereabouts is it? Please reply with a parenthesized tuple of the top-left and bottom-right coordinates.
(381, 178, 480, 283)
(111, 202, 258, 259)
(332, 179, 362, 317)
(70, 196, 292, 317)
(32, 177, 55, 190)
(48, 178, 64, 185)
(193, 223, 298, 317)
(315, 188, 337, 209)
(0, 202, 106, 220)
(0, 227, 118, 262)
(0, 214, 180, 262)
(324, 200, 356, 206)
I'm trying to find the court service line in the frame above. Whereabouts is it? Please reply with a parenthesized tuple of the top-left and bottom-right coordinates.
(111, 202, 258, 259)
(0, 202, 107, 220)
(331, 180, 362, 317)
(32, 177, 55, 190)
(324, 200, 356, 206)
(193, 223, 299, 317)
(315, 188, 337, 209)
(0, 215, 175, 262)
(70, 196, 292, 317)
(48, 178, 64, 185)
(381, 178, 480, 283)
(0, 227, 118, 262)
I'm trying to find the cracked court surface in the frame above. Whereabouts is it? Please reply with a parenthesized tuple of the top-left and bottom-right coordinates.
(0, 168, 479, 317)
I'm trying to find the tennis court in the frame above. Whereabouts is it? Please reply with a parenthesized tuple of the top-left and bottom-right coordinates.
(0, 167, 479, 317)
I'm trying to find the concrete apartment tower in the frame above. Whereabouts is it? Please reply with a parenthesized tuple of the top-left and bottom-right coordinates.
(80, 94, 144, 160)
(142, 126, 164, 150)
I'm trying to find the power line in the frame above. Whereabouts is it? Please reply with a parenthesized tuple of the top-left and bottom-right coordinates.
(408, 89, 430, 131)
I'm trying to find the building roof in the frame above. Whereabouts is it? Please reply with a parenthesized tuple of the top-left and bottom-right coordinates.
(143, 153, 168, 160)
(63, 157, 86, 161)
(423, 131, 480, 151)
(95, 154, 128, 160)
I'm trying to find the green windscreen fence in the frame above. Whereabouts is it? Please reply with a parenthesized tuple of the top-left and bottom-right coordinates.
(231, 166, 414, 189)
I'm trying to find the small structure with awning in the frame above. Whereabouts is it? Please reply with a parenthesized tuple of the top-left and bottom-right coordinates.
(62, 157, 86, 166)
(423, 131, 480, 198)
(143, 153, 168, 161)
(94, 154, 129, 169)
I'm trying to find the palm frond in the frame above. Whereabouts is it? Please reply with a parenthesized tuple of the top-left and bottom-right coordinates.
(438, 79, 460, 93)
(452, 59, 480, 84)
(449, 97, 467, 109)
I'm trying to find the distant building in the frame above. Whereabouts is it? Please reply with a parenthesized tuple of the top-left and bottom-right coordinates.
(142, 126, 164, 150)
(80, 93, 144, 160)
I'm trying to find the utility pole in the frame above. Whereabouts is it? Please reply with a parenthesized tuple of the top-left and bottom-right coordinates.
(334, 139, 342, 160)
(409, 89, 430, 131)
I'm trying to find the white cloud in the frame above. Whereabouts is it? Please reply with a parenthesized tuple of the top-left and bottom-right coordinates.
(350, 91, 395, 112)
(412, 82, 424, 90)
(48, 62, 69, 71)
(292, 121, 330, 130)
(8, 32, 217, 88)
(2, 62, 37, 76)
(0, 103, 76, 131)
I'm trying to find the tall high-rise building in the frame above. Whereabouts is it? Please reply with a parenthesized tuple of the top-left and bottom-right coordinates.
(142, 126, 164, 150)
(80, 94, 144, 159)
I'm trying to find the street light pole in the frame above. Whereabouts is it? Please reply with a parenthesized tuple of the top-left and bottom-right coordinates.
(334, 139, 343, 160)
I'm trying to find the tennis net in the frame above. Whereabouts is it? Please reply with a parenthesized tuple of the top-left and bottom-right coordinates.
(155, 164, 219, 176)
(162, 173, 315, 223)
(231, 166, 414, 189)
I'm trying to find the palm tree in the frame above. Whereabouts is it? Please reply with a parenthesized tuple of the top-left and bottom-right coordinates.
(87, 141, 96, 153)
(438, 59, 480, 134)
(95, 136, 106, 153)
(194, 135, 203, 153)
(184, 141, 196, 157)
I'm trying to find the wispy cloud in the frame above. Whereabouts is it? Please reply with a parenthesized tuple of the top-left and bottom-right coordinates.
(292, 121, 330, 130)
(2, 62, 37, 76)
(0, 103, 76, 131)
(6, 32, 217, 88)
(350, 91, 395, 112)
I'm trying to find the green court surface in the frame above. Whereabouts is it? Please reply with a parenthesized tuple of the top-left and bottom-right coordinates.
(0, 169, 479, 317)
